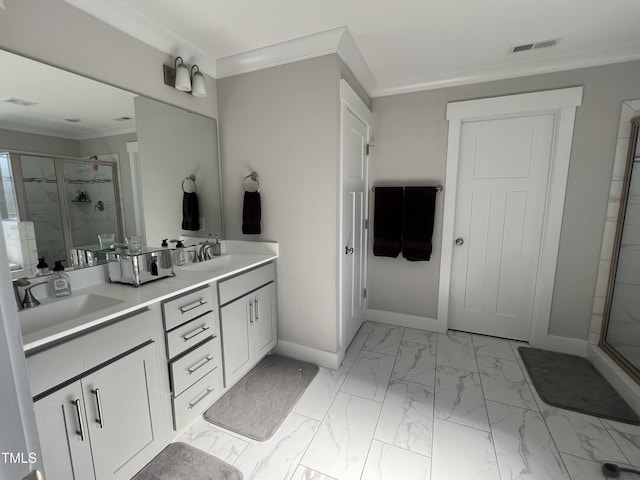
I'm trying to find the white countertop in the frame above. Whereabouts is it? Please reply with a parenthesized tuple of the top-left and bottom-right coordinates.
(21, 241, 278, 354)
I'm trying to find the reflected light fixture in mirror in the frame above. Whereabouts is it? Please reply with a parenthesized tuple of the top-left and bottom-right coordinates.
(163, 56, 206, 97)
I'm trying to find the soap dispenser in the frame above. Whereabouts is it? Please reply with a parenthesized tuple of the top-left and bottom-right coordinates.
(213, 235, 221, 256)
(50, 261, 72, 297)
(170, 239, 187, 266)
(35, 257, 48, 276)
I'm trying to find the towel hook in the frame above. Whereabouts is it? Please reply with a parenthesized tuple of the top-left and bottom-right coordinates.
(182, 175, 196, 193)
(243, 172, 260, 193)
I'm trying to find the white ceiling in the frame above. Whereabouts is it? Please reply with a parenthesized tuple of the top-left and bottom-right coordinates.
(0, 50, 136, 140)
(65, 0, 640, 97)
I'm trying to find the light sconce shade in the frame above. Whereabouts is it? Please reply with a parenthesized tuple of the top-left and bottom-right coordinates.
(190, 66, 207, 98)
(163, 56, 207, 98)
(174, 57, 191, 92)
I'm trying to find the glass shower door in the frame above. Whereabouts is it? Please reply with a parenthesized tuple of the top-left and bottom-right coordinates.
(62, 159, 122, 250)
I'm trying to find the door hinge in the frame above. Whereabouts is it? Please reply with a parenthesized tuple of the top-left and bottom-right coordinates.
(363, 288, 367, 299)
(364, 219, 369, 229)
(366, 143, 373, 156)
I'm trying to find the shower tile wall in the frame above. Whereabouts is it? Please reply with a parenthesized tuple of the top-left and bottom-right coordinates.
(589, 100, 640, 347)
(63, 162, 118, 247)
(21, 156, 66, 263)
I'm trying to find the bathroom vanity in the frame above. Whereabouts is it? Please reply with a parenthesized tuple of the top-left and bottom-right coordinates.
(21, 242, 278, 480)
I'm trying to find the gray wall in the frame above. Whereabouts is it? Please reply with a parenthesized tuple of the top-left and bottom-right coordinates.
(0, 128, 80, 156)
(219, 54, 355, 354)
(369, 60, 640, 341)
(135, 96, 222, 246)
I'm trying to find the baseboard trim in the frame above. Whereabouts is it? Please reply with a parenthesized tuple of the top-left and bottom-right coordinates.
(530, 334, 588, 357)
(366, 309, 446, 333)
(272, 340, 340, 370)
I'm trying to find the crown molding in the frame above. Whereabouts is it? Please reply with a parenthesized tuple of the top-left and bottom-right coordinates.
(372, 41, 640, 97)
(217, 26, 377, 94)
(64, 0, 218, 76)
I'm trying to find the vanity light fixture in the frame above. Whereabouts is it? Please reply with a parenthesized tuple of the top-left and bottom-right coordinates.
(163, 56, 207, 97)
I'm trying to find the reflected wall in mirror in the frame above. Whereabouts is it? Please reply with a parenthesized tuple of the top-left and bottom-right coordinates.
(0, 49, 223, 277)
(602, 114, 640, 380)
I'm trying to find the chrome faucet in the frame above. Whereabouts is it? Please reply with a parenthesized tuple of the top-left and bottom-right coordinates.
(13, 277, 48, 310)
(197, 241, 216, 262)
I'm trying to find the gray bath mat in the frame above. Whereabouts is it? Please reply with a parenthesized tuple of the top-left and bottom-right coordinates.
(518, 347, 640, 425)
(131, 442, 242, 480)
(204, 354, 318, 441)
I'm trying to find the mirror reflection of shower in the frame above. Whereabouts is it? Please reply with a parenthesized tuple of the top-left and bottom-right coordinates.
(0, 151, 123, 268)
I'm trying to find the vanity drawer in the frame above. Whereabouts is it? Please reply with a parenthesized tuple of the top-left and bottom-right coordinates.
(170, 337, 220, 396)
(172, 367, 221, 431)
(163, 286, 217, 331)
(218, 262, 275, 305)
(166, 310, 217, 359)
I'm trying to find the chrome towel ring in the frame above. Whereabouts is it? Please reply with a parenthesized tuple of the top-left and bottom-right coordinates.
(182, 175, 196, 193)
(243, 172, 260, 193)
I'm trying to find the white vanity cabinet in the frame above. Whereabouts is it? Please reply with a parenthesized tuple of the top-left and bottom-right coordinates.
(162, 285, 223, 431)
(219, 263, 277, 387)
(29, 308, 166, 480)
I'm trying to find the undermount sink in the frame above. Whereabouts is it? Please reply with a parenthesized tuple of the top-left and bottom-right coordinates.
(19, 293, 124, 336)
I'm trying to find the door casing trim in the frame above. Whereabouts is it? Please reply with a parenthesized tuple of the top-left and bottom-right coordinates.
(438, 87, 583, 351)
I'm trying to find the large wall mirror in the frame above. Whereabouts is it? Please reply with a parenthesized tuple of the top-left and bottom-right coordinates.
(0, 49, 223, 277)
(601, 115, 640, 380)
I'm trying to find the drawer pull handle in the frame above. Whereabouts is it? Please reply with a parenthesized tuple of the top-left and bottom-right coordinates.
(179, 299, 207, 314)
(187, 356, 214, 374)
(72, 399, 86, 441)
(188, 387, 214, 409)
(182, 325, 210, 341)
(92, 388, 105, 429)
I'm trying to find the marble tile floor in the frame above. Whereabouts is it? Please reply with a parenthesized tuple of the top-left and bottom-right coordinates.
(177, 322, 640, 480)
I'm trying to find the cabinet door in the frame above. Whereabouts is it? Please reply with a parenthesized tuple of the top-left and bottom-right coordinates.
(220, 296, 253, 387)
(33, 382, 96, 480)
(253, 283, 277, 358)
(84, 343, 162, 480)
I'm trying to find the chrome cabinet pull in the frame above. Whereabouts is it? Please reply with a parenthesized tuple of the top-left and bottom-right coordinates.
(182, 325, 210, 341)
(92, 388, 104, 429)
(179, 299, 206, 314)
(249, 301, 254, 324)
(187, 355, 213, 375)
(255, 298, 260, 322)
(72, 399, 86, 441)
(188, 387, 214, 409)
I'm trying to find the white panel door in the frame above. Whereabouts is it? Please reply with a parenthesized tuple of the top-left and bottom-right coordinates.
(341, 107, 369, 349)
(449, 113, 555, 340)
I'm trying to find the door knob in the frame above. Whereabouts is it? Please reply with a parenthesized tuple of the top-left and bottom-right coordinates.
(345, 246, 354, 255)
(455, 238, 464, 246)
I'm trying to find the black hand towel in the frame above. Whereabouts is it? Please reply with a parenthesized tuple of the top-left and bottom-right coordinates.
(182, 192, 200, 231)
(373, 187, 404, 257)
(242, 191, 261, 235)
(402, 186, 437, 261)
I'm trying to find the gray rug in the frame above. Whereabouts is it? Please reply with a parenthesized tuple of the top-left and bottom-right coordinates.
(204, 354, 319, 441)
(131, 442, 242, 480)
(518, 347, 640, 425)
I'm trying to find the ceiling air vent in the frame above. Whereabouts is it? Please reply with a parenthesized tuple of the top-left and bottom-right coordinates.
(511, 38, 561, 54)
(2, 97, 38, 107)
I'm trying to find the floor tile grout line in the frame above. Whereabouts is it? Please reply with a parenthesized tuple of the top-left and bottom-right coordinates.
(429, 329, 438, 480)
(295, 321, 376, 480)
(469, 332, 503, 480)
